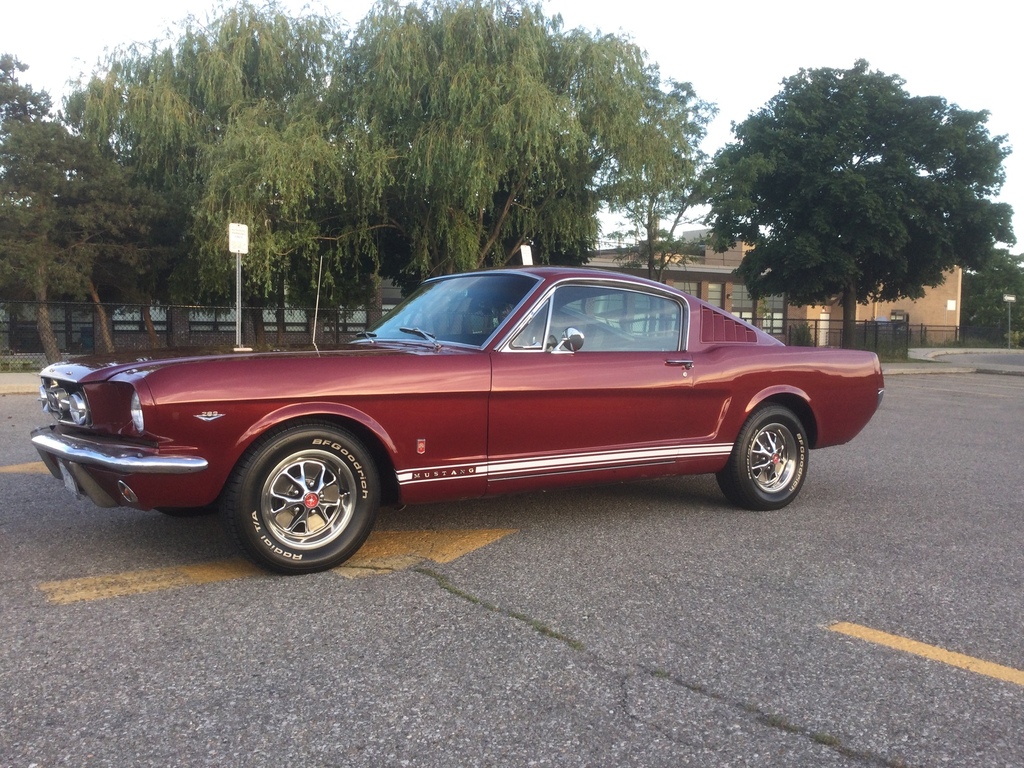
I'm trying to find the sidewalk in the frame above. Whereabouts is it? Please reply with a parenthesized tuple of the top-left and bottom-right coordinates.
(0, 372, 40, 396)
(884, 347, 1024, 376)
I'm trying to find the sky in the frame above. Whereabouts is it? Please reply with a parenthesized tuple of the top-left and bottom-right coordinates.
(4, 0, 1021, 250)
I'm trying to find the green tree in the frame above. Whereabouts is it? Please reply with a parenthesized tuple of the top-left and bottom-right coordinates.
(962, 249, 1024, 335)
(337, 0, 654, 288)
(1, 55, 160, 361)
(604, 77, 716, 280)
(708, 60, 1015, 347)
(75, 3, 380, 318)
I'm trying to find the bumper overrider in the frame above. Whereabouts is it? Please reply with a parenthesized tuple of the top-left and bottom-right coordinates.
(31, 427, 209, 508)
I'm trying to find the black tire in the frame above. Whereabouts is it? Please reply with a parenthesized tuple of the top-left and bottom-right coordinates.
(716, 405, 808, 511)
(222, 421, 379, 574)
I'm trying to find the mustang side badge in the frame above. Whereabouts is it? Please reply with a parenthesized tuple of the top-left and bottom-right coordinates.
(195, 411, 226, 422)
(417, 438, 426, 454)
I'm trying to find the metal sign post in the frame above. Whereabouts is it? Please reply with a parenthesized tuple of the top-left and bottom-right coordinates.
(229, 223, 251, 352)
(1005, 294, 1017, 349)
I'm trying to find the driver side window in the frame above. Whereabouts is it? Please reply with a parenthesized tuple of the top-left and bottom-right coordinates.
(548, 285, 683, 352)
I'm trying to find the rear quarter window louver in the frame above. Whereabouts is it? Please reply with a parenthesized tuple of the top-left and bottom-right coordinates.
(700, 306, 758, 344)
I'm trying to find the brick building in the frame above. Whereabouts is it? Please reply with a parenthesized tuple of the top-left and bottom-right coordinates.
(590, 231, 961, 341)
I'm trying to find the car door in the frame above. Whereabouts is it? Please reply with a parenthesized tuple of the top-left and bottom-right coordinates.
(486, 282, 731, 495)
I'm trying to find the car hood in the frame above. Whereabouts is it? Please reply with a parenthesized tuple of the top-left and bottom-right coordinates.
(39, 343, 467, 385)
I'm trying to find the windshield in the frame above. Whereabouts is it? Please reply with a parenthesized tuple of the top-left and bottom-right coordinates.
(367, 272, 538, 347)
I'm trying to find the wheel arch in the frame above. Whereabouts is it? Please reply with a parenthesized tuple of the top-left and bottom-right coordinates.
(230, 404, 401, 507)
(745, 388, 819, 448)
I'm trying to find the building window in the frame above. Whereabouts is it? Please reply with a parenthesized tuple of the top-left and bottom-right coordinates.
(732, 284, 753, 313)
(707, 283, 725, 308)
(731, 285, 784, 335)
(113, 306, 168, 333)
(678, 281, 699, 297)
(760, 294, 785, 335)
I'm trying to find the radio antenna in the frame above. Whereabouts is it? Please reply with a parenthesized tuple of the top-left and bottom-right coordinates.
(311, 253, 324, 357)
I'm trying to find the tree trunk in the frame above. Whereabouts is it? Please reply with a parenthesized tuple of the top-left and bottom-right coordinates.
(35, 301, 61, 364)
(33, 263, 61, 364)
(645, 219, 658, 281)
(276, 272, 286, 346)
(248, 303, 266, 348)
(841, 280, 858, 349)
(86, 279, 116, 353)
(142, 304, 161, 348)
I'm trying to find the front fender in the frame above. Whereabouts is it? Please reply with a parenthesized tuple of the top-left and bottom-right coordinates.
(233, 401, 399, 458)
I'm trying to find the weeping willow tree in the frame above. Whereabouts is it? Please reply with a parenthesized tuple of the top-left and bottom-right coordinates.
(70, 0, 696, 304)
(337, 0, 655, 288)
(74, 2, 382, 310)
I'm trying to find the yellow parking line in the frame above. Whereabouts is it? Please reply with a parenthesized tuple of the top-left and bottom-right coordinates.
(0, 461, 49, 474)
(347, 528, 515, 565)
(829, 622, 1024, 687)
(39, 528, 517, 603)
(39, 559, 264, 604)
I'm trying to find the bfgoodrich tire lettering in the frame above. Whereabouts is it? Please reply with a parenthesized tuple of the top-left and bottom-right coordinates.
(716, 405, 808, 511)
(222, 421, 379, 573)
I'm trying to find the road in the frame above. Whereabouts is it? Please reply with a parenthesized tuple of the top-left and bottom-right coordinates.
(1, 374, 1023, 767)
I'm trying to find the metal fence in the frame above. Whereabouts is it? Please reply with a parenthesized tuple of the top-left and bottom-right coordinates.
(3, 300, 1013, 369)
(1, 300, 378, 368)
(784, 320, 1016, 358)
(785, 319, 911, 358)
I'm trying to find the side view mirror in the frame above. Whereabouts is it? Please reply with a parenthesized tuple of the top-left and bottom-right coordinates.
(553, 327, 584, 353)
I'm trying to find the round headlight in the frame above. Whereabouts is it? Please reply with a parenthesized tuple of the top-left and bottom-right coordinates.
(130, 390, 145, 433)
(69, 392, 91, 426)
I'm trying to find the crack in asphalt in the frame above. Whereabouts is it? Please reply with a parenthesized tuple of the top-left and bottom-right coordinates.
(416, 566, 918, 768)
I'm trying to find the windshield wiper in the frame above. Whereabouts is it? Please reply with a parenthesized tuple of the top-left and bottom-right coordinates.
(354, 330, 377, 342)
(398, 326, 442, 350)
(399, 326, 437, 342)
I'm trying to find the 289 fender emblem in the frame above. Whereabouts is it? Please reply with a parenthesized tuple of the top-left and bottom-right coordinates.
(195, 411, 225, 422)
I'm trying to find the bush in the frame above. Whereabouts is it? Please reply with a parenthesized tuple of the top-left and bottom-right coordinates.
(788, 323, 814, 347)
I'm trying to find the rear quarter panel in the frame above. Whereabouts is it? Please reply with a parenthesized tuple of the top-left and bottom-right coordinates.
(690, 344, 883, 449)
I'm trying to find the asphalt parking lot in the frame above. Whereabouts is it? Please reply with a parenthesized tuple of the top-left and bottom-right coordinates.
(1, 373, 1022, 767)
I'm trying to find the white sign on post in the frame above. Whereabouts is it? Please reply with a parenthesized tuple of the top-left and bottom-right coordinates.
(229, 223, 249, 254)
(1005, 294, 1017, 303)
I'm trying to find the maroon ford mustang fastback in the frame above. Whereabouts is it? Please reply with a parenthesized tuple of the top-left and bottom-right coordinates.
(32, 267, 883, 573)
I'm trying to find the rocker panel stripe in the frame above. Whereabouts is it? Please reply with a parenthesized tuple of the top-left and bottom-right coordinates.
(396, 443, 733, 486)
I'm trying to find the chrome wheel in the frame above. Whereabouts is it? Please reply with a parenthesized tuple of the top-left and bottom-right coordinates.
(716, 405, 808, 511)
(748, 422, 798, 494)
(261, 450, 355, 550)
(223, 421, 379, 573)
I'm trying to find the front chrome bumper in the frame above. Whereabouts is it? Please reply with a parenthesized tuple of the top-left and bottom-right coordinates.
(31, 428, 209, 475)
(32, 427, 210, 509)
